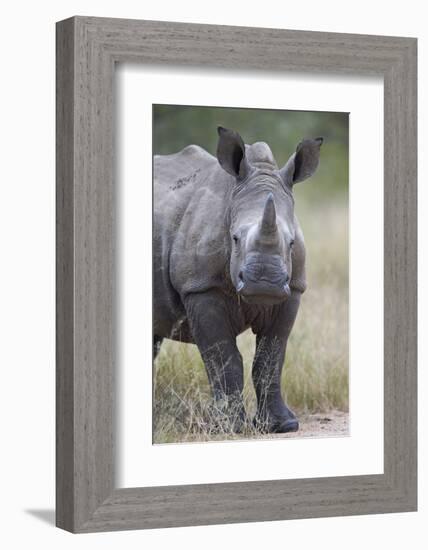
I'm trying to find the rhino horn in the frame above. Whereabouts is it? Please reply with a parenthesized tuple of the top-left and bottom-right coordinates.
(260, 193, 277, 235)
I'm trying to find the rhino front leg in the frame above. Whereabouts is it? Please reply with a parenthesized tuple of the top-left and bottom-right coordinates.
(252, 290, 302, 433)
(184, 291, 246, 431)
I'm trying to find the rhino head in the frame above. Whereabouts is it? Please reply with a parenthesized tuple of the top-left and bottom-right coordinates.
(216, 126, 323, 306)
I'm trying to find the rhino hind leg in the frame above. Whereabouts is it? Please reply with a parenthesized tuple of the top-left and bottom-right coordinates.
(153, 335, 163, 359)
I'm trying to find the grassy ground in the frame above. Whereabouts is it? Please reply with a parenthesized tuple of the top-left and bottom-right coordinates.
(153, 199, 349, 444)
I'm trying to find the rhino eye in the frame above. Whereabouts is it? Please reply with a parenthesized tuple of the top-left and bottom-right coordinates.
(232, 234, 239, 243)
(290, 239, 295, 248)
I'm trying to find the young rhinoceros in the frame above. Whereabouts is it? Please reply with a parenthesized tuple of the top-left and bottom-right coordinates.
(153, 127, 322, 433)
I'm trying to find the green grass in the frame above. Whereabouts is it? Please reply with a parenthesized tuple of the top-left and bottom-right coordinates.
(153, 199, 349, 444)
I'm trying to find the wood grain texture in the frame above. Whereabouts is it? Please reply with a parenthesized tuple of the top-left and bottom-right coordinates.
(56, 18, 74, 532)
(56, 16, 417, 533)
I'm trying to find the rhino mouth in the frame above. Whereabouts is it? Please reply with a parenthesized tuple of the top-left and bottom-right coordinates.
(241, 294, 288, 306)
(238, 283, 291, 306)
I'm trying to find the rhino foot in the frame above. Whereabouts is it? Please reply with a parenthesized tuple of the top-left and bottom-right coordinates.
(270, 417, 299, 433)
(254, 412, 299, 434)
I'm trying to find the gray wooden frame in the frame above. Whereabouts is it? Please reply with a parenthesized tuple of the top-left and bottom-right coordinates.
(56, 16, 417, 533)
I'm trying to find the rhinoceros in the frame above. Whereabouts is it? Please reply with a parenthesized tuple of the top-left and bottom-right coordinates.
(153, 127, 322, 433)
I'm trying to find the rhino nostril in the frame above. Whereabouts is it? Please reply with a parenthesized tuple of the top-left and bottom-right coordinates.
(236, 271, 245, 293)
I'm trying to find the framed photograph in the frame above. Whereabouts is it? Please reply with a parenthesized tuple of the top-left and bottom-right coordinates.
(56, 16, 417, 532)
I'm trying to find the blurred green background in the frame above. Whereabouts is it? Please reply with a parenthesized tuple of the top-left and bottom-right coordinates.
(153, 104, 349, 443)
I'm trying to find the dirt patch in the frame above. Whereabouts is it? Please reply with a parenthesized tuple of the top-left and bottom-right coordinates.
(265, 410, 349, 440)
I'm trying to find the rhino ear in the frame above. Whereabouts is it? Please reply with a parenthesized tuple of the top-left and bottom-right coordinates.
(216, 126, 250, 180)
(280, 137, 323, 186)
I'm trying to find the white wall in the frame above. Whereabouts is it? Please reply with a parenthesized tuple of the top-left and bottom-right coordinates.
(0, 1, 425, 547)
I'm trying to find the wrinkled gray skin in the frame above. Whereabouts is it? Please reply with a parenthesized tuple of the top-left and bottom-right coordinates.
(154, 127, 322, 433)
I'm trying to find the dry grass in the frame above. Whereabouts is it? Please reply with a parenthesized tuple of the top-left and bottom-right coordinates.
(153, 200, 349, 444)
